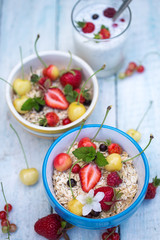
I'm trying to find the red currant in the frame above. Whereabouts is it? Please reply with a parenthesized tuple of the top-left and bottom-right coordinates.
(9, 223, 17, 233)
(62, 118, 71, 125)
(4, 204, 12, 212)
(112, 233, 120, 240)
(72, 164, 81, 173)
(125, 69, 133, 77)
(2, 226, 8, 233)
(107, 227, 116, 233)
(102, 232, 112, 240)
(0, 211, 7, 220)
(137, 65, 145, 73)
(128, 62, 137, 71)
(1, 219, 10, 227)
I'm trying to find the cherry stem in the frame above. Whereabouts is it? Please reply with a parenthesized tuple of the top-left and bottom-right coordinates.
(141, 51, 160, 64)
(69, 160, 82, 199)
(0, 77, 14, 88)
(67, 51, 73, 71)
(136, 101, 153, 131)
(92, 105, 112, 142)
(34, 34, 48, 68)
(77, 64, 106, 104)
(19, 46, 24, 80)
(104, 229, 116, 240)
(122, 134, 154, 163)
(67, 120, 85, 154)
(1, 182, 11, 239)
(63, 232, 71, 240)
(10, 124, 29, 169)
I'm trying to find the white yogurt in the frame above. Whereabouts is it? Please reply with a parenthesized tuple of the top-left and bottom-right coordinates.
(71, 0, 131, 77)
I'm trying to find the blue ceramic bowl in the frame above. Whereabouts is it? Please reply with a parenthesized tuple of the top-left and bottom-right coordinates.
(42, 125, 149, 230)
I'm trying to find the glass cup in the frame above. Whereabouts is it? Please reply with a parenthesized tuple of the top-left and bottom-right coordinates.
(71, 0, 132, 78)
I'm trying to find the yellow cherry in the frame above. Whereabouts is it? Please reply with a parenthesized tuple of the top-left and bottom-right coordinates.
(126, 129, 141, 142)
(13, 78, 31, 96)
(68, 199, 83, 216)
(68, 102, 86, 122)
(13, 95, 29, 114)
(105, 153, 122, 172)
(19, 168, 39, 186)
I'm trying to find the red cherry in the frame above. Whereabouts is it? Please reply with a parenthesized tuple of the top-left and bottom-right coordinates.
(137, 65, 145, 73)
(128, 62, 137, 71)
(9, 223, 17, 233)
(125, 68, 133, 77)
(62, 118, 71, 125)
(1, 219, 10, 227)
(53, 153, 72, 172)
(78, 137, 97, 150)
(4, 204, 12, 212)
(43, 64, 59, 81)
(0, 211, 7, 220)
(72, 164, 81, 173)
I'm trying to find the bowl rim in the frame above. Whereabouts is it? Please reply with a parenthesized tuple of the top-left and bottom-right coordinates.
(42, 124, 149, 223)
(6, 51, 99, 134)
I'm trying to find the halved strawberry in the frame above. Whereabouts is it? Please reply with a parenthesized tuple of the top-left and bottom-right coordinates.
(79, 163, 101, 193)
(44, 88, 69, 110)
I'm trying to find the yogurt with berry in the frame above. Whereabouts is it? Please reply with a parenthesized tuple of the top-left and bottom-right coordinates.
(71, 0, 132, 77)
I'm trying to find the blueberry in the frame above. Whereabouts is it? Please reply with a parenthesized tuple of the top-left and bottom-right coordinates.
(67, 179, 77, 187)
(99, 144, 107, 152)
(91, 210, 100, 217)
(92, 14, 99, 20)
(35, 105, 44, 113)
(84, 99, 91, 106)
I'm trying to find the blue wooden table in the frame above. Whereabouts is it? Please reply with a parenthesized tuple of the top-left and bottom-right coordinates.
(0, 0, 160, 239)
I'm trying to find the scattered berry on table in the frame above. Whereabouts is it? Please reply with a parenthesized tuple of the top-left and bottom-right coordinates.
(62, 118, 71, 125)
(34, 214, 63, 240)
(4, 204, 12, 212)
(102, 232, 112, 240)
(9, 223, 17, 233)
(2, 226, 8, 234)
(125, 68, 133, 77)
(112, 232, 120, 240)
(107, 227, 116, 233)
(67, 179, 77, 187)
(145, 176, 160, 199)
(107, 172, 122, 187)
(77, 21, 95, 33)
(99, 143, 107, 152)
(92, 14, 99, 20)
(1, 219, 10, 227)
(103, 8, 116, 18)
(137, 65, 145, 73)
(118, 72, 126, 79)
(0, 211, 7, 220)
(128, 62, 137, 71)
(72, 163, 81, 173)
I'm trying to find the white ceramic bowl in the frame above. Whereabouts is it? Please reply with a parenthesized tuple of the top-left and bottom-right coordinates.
(6, 51, 99, 139)
(43, 125, 149, 229)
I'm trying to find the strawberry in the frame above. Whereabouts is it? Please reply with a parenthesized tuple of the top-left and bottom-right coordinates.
(78, 137, 97, 150)
(145, 176, 160, 199)
(107, 172, 122, 187)
(77, 21, 95, 33)
(34, 214, 62, 240)
(44, 88, 69, 110)
(94, 25, 111, 39)
(108, 143, 122, 155)
(103, 8, 116, 18)
(39, 112, 59, 127)
(60, 69, 82, 89)
(75, 88, 85, 103)
(94, 187, 114, 211)
(79, 163, 101, 192)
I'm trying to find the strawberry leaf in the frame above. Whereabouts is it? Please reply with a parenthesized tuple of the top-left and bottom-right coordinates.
(64, 84, 78, 103)
(39, 118, 48, 126)
(95, 152, 108, 166)
(64, 84, 73, 94)
(76, 21, 86, 28)
(21, 97, 45, 111)
(35, 97, 45, 105)
(30, 74, 40, 83)
(73, 146, 96, 162)
(153, 176, 160, 187)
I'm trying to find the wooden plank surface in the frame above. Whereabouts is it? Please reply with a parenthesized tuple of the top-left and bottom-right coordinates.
(0, 0, 160, 239)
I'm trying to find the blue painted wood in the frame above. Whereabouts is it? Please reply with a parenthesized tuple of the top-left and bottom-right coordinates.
(0, 0, 160, 239)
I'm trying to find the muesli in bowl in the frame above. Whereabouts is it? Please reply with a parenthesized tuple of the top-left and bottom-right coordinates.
(5, 36, 99, 138)
(42, 107, 151, 229)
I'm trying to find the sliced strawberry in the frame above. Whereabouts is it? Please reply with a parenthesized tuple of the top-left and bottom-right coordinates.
(108, 143, 122, 155)
(79, 163, 101, 193)
(44, 88, 69, 110)
(94, 186, 114, 211)
(75, 88, 85, 103)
